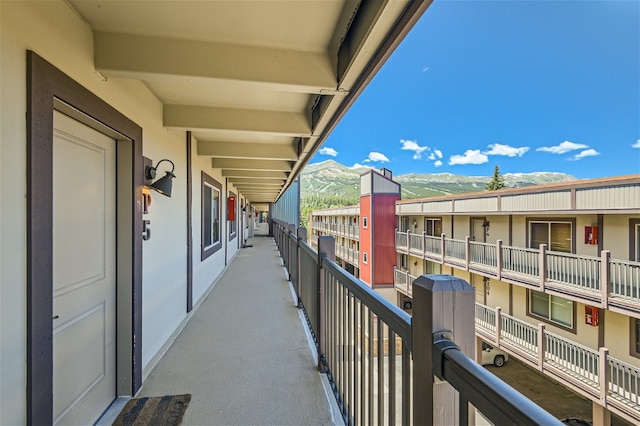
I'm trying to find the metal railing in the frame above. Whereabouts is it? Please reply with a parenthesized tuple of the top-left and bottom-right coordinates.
(393, 230, 640, 312)
(474, 302, 640, 420)
(273, 221, 563, 425)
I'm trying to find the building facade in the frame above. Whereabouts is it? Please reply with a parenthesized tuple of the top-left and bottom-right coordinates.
(311, 175, 640, 424)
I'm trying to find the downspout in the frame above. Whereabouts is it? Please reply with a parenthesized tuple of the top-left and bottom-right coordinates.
(186, 131, 193, 312)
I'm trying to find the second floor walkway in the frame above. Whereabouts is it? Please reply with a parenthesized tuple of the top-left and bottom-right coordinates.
(113, 225, 339, 425)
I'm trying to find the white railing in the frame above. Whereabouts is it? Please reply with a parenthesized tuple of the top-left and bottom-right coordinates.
(474, 303, 496, 333)
(609, 356, 640, 411)
(500, 314, 538, 356)
(409, 233, 423, 252)
(469, 241, 497, 268)
(444, 238, 465, 263)
(396, 230, 408, 249)
(425, 235, 442, 256)
(544, 331, 599, 389)
(474, 303, 640, 421)
(547, 251, 600, 293)
(501, 245, 539, 280)
(610, 259, 640, 300)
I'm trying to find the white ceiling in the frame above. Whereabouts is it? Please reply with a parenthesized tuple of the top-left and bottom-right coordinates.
(68, 0, 432, 207)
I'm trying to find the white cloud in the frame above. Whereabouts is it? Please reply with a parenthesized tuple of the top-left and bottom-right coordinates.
(570, 149, 600, 160)
(448, 150, 489, 165)
(422, 66, 430, 73)
(319, 147, 338, 157)
(483, 143, 529, 157)
(400, 139, 428, 160)
(536, 141, 588, 154)
(367, 152, 390, 163)
(434, 160, 443, 167)
(434, 149, 443, 159)
(632, 139, 640, 148)
(350, 163, 373, 169)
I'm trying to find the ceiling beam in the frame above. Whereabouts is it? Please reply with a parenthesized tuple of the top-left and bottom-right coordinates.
(228, 178, 284, 184)
(212, 158, 292, 171)
(222, 170, 288, 179)
(94, 31, 337, 93)
(165, 105, 311, 136)
(198, 141, 297, 160)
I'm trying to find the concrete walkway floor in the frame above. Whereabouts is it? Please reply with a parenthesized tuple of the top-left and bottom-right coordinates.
(132, 227, 338, 425)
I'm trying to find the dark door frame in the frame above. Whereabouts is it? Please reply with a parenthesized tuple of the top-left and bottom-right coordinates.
(27, 51, 143, 425)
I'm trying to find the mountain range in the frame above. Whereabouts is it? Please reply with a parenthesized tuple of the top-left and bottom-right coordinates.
(301, 160, 577, 201)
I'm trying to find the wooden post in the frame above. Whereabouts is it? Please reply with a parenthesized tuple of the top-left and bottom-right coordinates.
(440, 233, 446, 264)
(317, 236, 335, 372)
(465, 236, 470, 271)
(537, 323, 546, 372)
(539, 244, 547, 291)
(495, 307, 502, 345)
(412, 274, 475, 425)
(496, 240, 503, 280)
(598, 347, 609, 405)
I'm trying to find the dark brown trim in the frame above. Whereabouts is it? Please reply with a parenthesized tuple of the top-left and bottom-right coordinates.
(186, 132, 193, 313)
(201, 171, 222, 260)
(525, 217, 577, 254)
(596, 214, 604, 256)
(508, 284, 513, 316)
(597, 309, 605, 349)
(630, 317, 640, 360)
(630, 218, 640, 262)
(525, 289, 577, 334)
(27, 51, 143, 425)
(508, 215, 513, 246)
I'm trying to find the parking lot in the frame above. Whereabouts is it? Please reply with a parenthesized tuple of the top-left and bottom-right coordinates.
(485, 358, 631, 425)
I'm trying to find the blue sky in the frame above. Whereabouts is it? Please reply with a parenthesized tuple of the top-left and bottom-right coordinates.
(311, 0, 640, 179)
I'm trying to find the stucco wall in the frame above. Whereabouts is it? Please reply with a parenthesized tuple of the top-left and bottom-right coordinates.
(0, 2, 232, 423)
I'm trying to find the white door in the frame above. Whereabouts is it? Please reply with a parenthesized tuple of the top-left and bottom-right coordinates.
(52, 111, 117, 425)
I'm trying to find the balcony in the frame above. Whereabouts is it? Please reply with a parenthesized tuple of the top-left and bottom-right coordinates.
(273, 221, 563, 425)
(313, 221, 360, 241)
(395, 230, 640, 315)
(474, 302, 640, 423)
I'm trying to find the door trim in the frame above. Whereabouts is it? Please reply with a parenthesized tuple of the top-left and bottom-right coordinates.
(27, 51, 143, 425)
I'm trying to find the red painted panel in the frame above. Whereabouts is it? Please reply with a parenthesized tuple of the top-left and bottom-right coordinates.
(359, 195, 372, 286)
(372, 193, 400, 286)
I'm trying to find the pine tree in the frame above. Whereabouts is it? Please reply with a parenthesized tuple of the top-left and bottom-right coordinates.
(486, 165, 505, 190)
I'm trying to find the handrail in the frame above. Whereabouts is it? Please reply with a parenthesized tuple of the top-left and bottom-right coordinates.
(434, 339, 563, 425)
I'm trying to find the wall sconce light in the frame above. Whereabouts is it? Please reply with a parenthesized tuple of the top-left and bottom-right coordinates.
(413, 220, 418, 228)
(145, 159, 176, 197)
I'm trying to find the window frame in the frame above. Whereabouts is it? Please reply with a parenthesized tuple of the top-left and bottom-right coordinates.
(526, 217, 576, 254)
(424, 217, 443, 237)
(201, 172, 222, 260)
(631, 318, 640, 359)
(228, 190, 237, 241)
(526, 289, 576, 332)
(630, 219, 640, 262)
(363, 252, 368, 264)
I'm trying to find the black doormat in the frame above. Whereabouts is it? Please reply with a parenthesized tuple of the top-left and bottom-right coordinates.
(113, 394, 191, 426)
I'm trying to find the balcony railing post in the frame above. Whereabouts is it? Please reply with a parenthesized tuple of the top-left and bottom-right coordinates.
(537, 323, 546, 372)
(465, 236, 470, 271)
(423, 231, 427, 259)
(297, 227, 307, 309)
(539, 244, 547, 291)
(406, 229, 411, 251)
(440, 233, 446, 264)
(496, 240, 503, 280)
(317, 236, 335, 373)
(600, 250, 611, 309)
(598, 347, 609, 405)
(412, 274, 475, 426)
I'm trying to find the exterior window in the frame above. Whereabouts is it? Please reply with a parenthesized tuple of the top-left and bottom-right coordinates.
(425, 260, 441, 274)
(363, 217, 368, 228)
(201, 172, 222, 260)
(400, 216, 409, 232)
(529, 290, 573, 328)
(632, 318, 640, 358)
(633, 220, 640, 261)
(529, 220, 572, 253)
(425, 218, 442, 237)
(363, 252, 368, 264)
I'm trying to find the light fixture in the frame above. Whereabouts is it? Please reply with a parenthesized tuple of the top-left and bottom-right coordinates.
(413, 220, 418, 228)
(145, 159, 176, 197)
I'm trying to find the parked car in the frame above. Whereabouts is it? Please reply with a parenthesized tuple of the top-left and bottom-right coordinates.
(481, 342, 508, 367)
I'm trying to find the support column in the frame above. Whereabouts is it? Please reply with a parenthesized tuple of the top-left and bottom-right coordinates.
(592, 402, 611, 426)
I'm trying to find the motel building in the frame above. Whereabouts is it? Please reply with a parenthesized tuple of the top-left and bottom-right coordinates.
(1, 1, 634, 425)
(310, 173, 640, 425)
